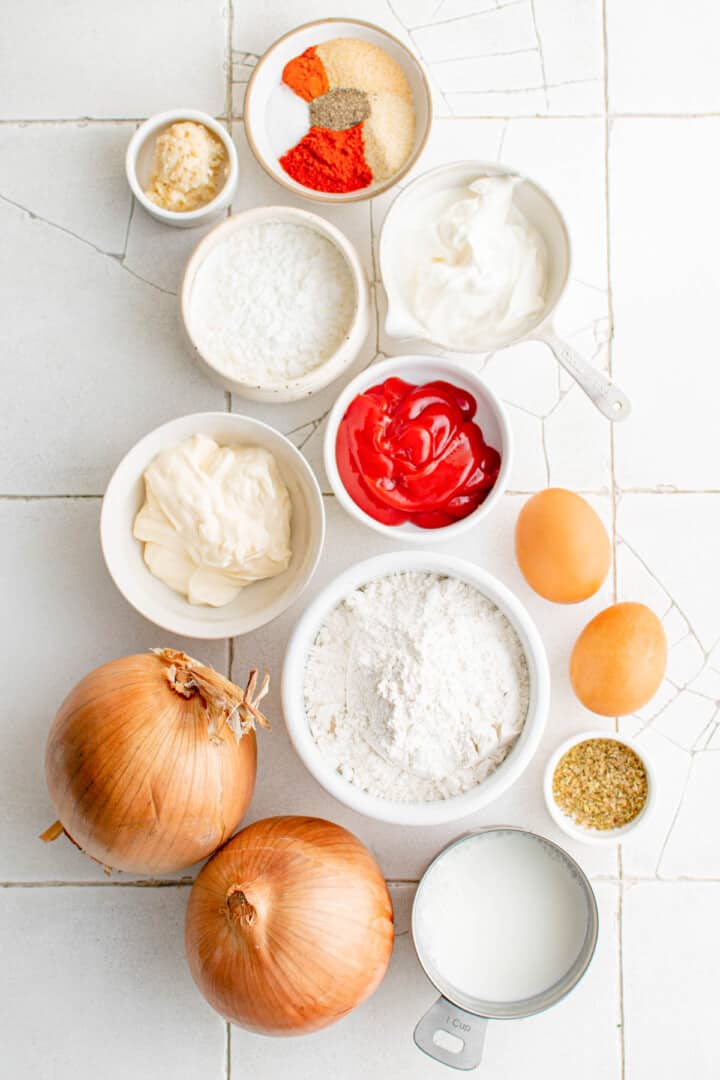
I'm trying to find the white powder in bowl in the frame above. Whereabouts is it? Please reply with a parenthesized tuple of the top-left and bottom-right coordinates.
(304, 572, 530, 803)
(188, 221, 356, 386)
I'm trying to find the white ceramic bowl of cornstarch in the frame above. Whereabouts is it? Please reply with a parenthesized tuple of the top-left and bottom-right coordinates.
(282, 551, 550, 827)
(243, 18, 432, 204)
(180, 206, 370, 401)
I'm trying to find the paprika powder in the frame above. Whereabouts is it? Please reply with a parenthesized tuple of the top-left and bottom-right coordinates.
(279, 124, 373, 194)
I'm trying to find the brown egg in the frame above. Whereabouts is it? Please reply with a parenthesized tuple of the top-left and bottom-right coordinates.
(570, 602, 667, 716)
(515, 488, 610, 603)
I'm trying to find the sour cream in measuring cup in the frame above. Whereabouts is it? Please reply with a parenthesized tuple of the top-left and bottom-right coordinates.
(408, 176, 548, 350)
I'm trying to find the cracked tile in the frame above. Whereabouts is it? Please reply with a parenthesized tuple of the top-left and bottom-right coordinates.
(0, 0, 226, 119)
(411, 4, 538, 65)
(617, 494, 720, 878)
(0, 185, 223, 493)
(0, 124, 131, 253)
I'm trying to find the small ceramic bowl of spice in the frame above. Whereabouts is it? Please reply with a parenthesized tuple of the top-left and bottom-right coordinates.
(244, 18, 432, 203)
(544, 731, 656, 845)
(126, 109, 238, 228)
(181, 205, 369, 401)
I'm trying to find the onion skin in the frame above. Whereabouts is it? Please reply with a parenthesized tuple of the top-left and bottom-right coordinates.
(45, 652, 262, 875)
(185, 816, 394, 1035)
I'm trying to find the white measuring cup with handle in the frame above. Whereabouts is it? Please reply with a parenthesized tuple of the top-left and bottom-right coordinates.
(411, 827, 599, 1071)
(379, 161, 631, 422)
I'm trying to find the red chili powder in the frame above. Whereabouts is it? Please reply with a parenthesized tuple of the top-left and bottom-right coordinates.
(282, 46, 329, 102)
(279, 124, 373, 193)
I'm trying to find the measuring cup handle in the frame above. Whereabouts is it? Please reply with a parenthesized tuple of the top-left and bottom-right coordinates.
(414, 996, 488, 1070)
(539, 326, 632, 421)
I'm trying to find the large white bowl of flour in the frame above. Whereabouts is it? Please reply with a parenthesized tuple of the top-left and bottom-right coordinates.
(282, 551, 550, 826)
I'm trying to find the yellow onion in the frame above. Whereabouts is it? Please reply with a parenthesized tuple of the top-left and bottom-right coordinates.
(43, 649, 269, 875)
(185, 816, 394, 1034)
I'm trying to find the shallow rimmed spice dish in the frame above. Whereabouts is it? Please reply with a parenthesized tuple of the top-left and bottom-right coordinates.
(181, 205, 370, 402)
(244, 18, 432, 204)
(126, 109, 238, 228)
(543, 731, 656, 845)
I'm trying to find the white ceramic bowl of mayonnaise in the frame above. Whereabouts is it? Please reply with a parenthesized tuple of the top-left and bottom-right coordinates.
(323, 355, 512, 542)
(180, 206, 370, 402)
(126, 109, 238, 228)
(101, 412, 325, 639)
(282, 550, 550, 827)
(380, 160, 631, 421)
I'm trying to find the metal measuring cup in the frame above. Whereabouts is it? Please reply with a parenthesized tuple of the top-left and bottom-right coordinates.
(411, 827, 599, 1071)
(380, 160, 631, 422)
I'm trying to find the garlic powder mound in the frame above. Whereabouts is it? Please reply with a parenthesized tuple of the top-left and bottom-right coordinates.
(363, 93, 416, 180)
(316, 39, 413, 100)
(146, 121, 228, 212)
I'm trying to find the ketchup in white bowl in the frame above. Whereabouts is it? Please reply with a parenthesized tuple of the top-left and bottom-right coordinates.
(335, 377, 501, 529)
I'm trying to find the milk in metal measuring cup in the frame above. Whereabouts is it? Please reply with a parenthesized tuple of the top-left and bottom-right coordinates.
(411, 827, 598, 1070)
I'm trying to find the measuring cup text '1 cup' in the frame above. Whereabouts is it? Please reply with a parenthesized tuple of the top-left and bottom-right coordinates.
(380, 161, 631, 422)
(411, 828, 599, 1070)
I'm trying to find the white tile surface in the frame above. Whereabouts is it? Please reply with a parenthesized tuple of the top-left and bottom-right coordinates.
(0, 124, 225, 495)
(610, 118, 720, 490)
(0, 885, 225, 1079)
(623, 883, 720, 1080)
(608, 0, 720, 114)
(2, 0, 718, 1075)
(0, 0, 227, 120)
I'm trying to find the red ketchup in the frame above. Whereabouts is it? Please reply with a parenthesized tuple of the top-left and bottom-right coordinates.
(336, 378, 501, 529)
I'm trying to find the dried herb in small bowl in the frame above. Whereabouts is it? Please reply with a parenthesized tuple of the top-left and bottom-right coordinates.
(552, 738, 648, 831)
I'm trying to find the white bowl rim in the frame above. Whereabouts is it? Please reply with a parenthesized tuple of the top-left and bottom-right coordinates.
(323, 354, 512, 542)
(379, 158, 573, 353)
(281, 550, 550, 826)
(243, 16, 433, 205)
(125, 108, 239, 223)
(180, 205, 370, 395)
(543, 729, 656, 845)
(100, 410, 326, 639)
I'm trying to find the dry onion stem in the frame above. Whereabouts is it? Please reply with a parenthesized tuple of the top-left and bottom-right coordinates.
(42, 650, 270, 874)
(185, 816, 394, 1035)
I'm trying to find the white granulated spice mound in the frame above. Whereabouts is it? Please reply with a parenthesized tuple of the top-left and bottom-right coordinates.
(304, 572, 530, 802)
(189, 222, 356, 386)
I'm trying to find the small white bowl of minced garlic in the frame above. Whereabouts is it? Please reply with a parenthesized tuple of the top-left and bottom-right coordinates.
(544, 732, 656, 845)
(100, 412, 325, 638)
(126, 109, 238, 227)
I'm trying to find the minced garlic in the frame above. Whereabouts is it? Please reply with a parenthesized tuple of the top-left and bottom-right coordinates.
(145, 121, 228, 213)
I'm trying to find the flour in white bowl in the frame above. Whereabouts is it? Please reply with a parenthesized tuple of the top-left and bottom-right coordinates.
(304, 571, 530, 802)
(189, 221, 356, 386)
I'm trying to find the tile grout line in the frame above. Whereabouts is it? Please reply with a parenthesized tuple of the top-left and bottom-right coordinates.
(3, 875, 720, 888)
(602, 6, 625, 1080)
(225, 12, 234, 1076)
(5, 489, 720, 502)
(2, 113, 720, 127)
